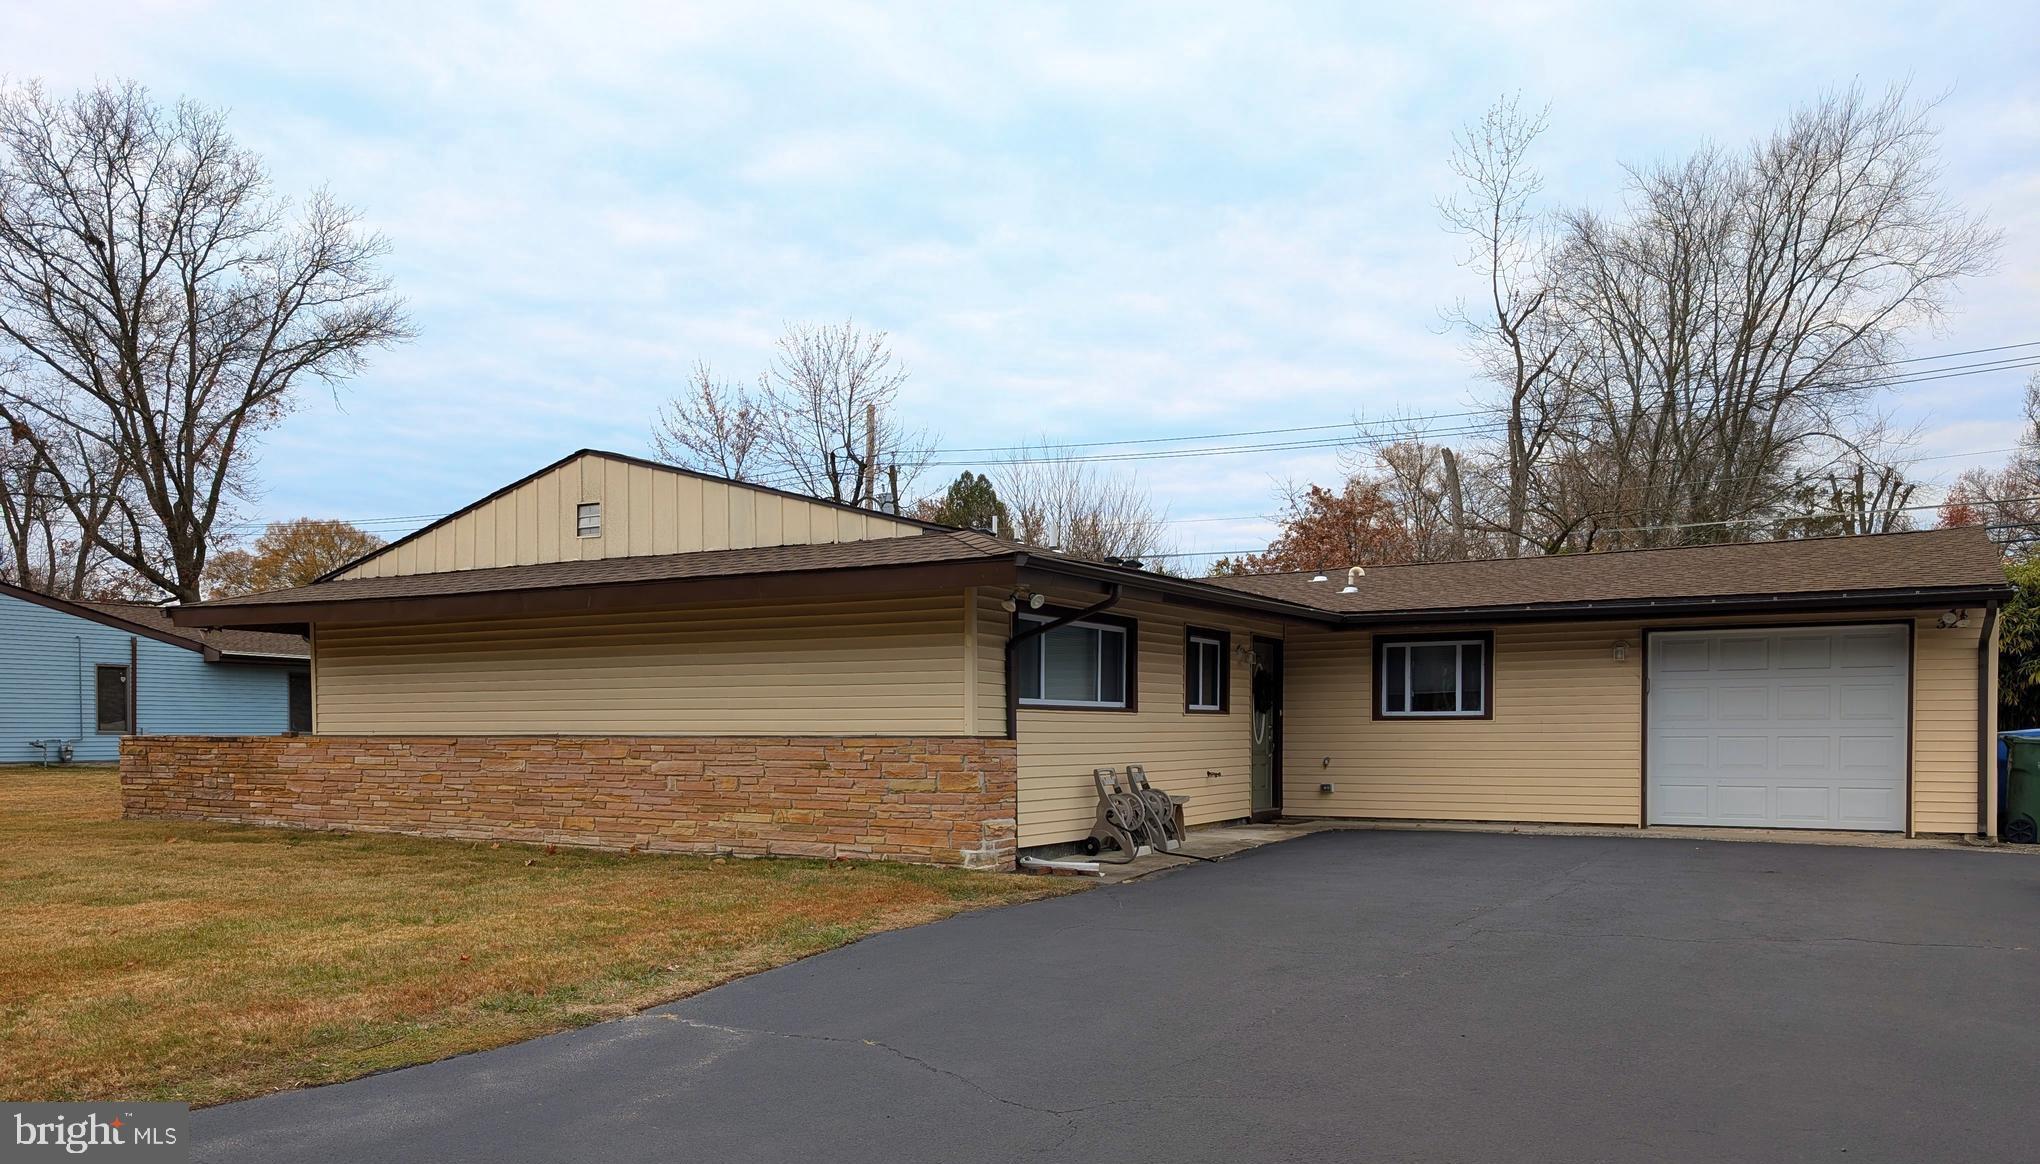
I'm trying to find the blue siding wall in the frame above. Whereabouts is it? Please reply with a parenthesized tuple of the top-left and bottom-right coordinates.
(0, 591, 301, 763)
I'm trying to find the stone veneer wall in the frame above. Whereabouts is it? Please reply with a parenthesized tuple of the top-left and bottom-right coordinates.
(121, 734, 1020, 869)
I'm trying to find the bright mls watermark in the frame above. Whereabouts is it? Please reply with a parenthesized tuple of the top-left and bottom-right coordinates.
(2, 1105, 186, 1161)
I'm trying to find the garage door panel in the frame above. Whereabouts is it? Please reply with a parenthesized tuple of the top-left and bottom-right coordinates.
(1776, 685, 1832, 719)
(1716, 638, 1770, 670)
(1648, 625, 1907, 832)
(1774, 785, 1833, 822)
(1775, 736, 1830, 768)
(1837, 786, 1902, 827)
(1715, 686, 1771, 720)
(1714, 735, 1769, 768)
(1839, 632, 1906, 670)
(1713, 784, 1770, 820)
(1777, 635, 1833, 669)
(1839, 734, 1901, 771)
(1656, 638, 1712, 673)
(1654, 687, 1712, 722)
(1653, 782, 1710, 820)
(1839, 683, 1902, 721)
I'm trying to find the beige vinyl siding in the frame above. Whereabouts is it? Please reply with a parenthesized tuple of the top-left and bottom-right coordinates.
(313, 591, 977, 736)
(972, 588, 1010, 736)
(1912, 614, 1985, 835)
(1285, 619, 1645, 827)
(341, 453, 926, 580)
(1282, 609, 1988, 835)
(1014, 595, 1284, 847)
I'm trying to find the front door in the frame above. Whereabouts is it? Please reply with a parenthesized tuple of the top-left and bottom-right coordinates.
(1249, 637, 1282, 817)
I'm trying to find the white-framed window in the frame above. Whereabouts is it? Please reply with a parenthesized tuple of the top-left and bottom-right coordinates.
(1377, 634, 1489, 718)
(1016, 612, 1132, 709)
(576, 502, 602, 538)
(1186, 629, 1228, 713)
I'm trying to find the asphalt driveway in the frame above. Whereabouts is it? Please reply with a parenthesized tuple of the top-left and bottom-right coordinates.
(193, 831, 2039, 1163)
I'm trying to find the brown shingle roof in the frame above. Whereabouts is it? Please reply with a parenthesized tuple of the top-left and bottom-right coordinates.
(176, 523, 2009, 628)
(80, 602, 309, 659)
(195, 530, 1018, 609)
(1201, 526, 2009, 615)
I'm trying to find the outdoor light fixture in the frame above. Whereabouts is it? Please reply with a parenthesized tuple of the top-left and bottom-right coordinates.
(1613, 640, 1631, 661)
(1002, 590, 1048, 614)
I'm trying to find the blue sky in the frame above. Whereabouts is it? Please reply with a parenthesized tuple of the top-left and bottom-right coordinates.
(9, 1, 2039, 566)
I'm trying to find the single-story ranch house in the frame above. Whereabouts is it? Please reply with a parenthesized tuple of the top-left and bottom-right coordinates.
(128, 450, 2012, 867)
(3, 579, 309, 764)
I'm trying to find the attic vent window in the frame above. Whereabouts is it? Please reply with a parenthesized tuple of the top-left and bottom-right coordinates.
(576, 502, 602, 538)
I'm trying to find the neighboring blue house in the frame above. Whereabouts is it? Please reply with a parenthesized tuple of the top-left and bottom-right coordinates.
(1, 579, 309, 764)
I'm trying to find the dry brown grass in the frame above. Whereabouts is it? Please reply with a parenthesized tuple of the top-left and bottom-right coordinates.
(0, 765, 1077, 1106)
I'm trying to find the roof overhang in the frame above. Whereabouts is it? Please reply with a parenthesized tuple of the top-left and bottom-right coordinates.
(1018, 559, 1344, 625)
(1320, 584, 2018, 628)
(172, 558, 1023, 633)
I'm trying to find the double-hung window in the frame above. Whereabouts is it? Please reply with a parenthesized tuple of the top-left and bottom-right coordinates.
(1185, 628, 1229, 713)
(1376, 633, 1490, 719)
(1016, 612, 1133, 709)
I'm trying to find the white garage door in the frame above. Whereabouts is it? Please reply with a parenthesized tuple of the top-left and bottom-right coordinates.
(1647, 625, 1909, 831)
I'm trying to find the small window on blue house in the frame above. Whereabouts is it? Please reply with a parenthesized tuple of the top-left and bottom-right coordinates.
(288, 672, 312, 732)
(95, 665, 131, 734)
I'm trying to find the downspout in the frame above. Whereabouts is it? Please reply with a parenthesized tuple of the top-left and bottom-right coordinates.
(1005, 583, 1123, 740)
(129, 636, 140, 737)
(75, 636, 84, 739)
(1978, 600, 2000, 838)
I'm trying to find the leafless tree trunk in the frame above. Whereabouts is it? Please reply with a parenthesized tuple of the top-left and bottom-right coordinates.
(0, 81, 410, 601)
(1440, 95, 1574, 557)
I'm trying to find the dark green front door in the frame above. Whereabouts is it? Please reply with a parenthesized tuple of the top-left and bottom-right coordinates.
(1250, 637, 1282, 816)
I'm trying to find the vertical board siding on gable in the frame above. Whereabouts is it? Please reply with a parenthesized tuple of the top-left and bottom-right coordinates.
(340, 455, 928, 580)
(1281, 609, 1985, 834)
(0, 592, 297, 762)
(312, 591, 977, 737)
(1014, 594, 1282, 847)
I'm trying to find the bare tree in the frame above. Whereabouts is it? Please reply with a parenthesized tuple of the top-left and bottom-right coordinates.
(2, 406, 132, 596)
(0, 81, 410, 602)
(1563, 85, 1994, 548)
(1942, 371, 2040, 553)
(651, 362, 767, 481)
(652, 320, 932, 507)
(1440, 95, 1573, 557)
(994, 441, 1172, 564)
(1421, 84, 1997, 556)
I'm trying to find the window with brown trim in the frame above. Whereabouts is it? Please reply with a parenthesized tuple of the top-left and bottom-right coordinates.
(1185, 627, 1230, 713)
(1374, 631, 1492, 719)
(1015, 610, 1138, 710)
